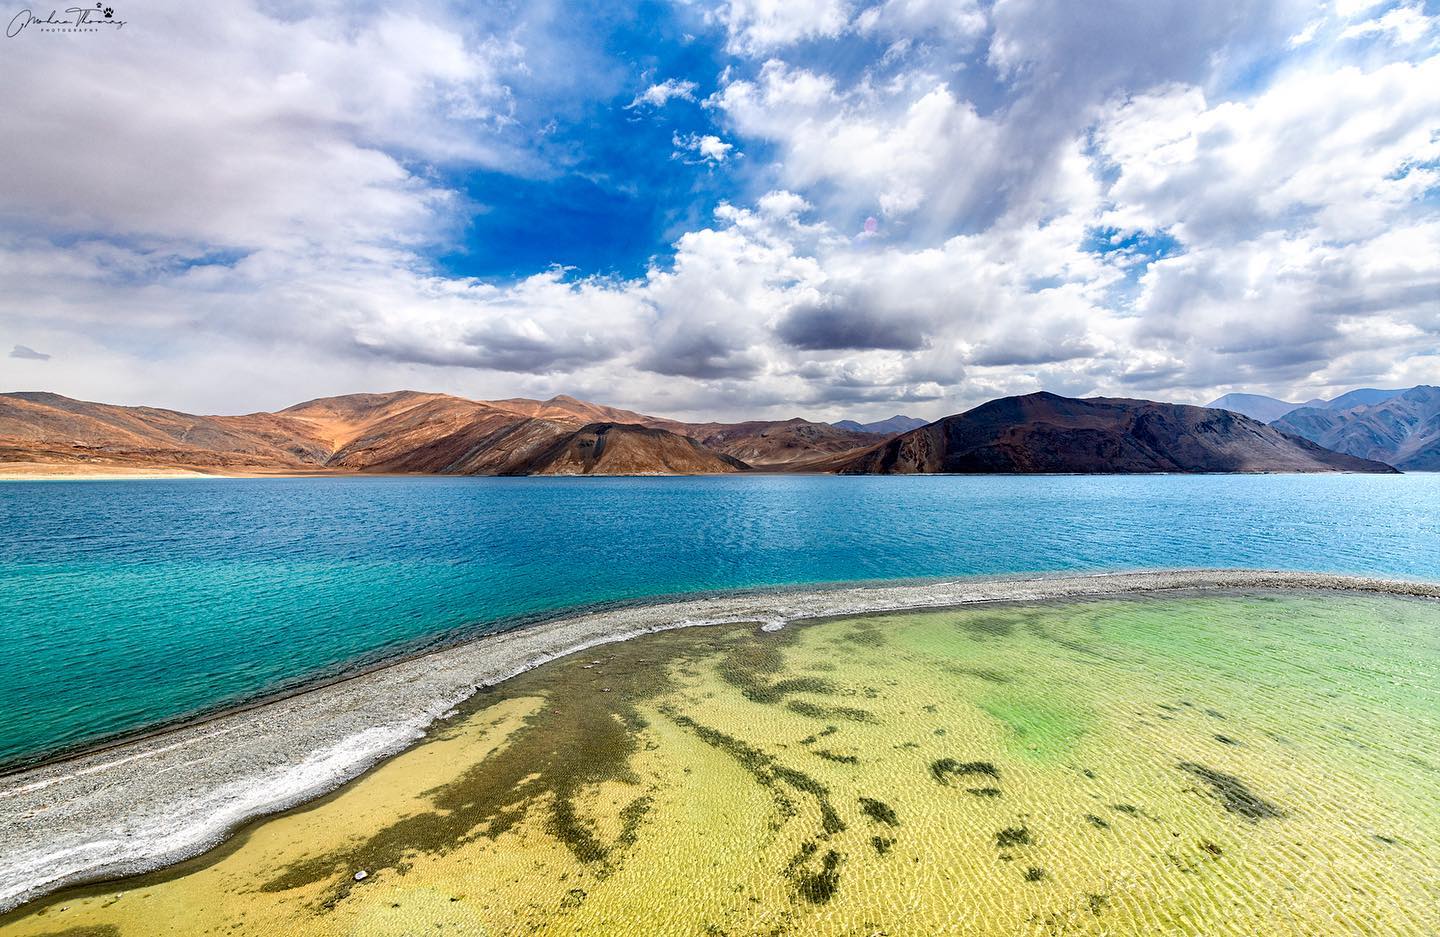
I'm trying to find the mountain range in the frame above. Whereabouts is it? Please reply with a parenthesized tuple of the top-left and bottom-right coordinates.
(0, 389, 1398, 476)
(1270, 385, 1439, 471)
(0, 391, 885, 476)
(1205, 388, 1407, 423)
(833, 393, 1391, 475)
(832, 415, 929, 435)
(1204, 384, 1438, 471)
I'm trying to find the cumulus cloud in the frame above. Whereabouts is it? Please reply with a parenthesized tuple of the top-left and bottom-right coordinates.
(1339, 1, 1437, 44)
(673, 132, 736, 164)
(710, 0, 853, 54)
(0, 0, 1436, 422)
(627, 78, 699, 109)
(0, 3, 526, 255)
(1095, 54, 1440, 390)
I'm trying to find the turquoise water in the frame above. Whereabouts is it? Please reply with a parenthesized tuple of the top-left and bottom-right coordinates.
(2, 473, 1439, 768)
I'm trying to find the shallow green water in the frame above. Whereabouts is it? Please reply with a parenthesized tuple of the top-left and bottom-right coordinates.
(7, 590, 1438, 935)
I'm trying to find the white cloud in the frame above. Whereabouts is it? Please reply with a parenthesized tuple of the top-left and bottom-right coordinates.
(1288, 19, 1323, 47)
(1096, 57, 1440, 244)
(756, 190, 813, 219)
(673, 132, 736, 164)
(626, 78, 700, 108)
(710, 0, 853, 55)
(1339, 2, 1437, 45)
(0, 3, 525, 255)
(1335, 0, 1390, 19)
(1097, 55, 1440, 392)
(853, 0, 987, 42)
(715, 62, 1007, 222)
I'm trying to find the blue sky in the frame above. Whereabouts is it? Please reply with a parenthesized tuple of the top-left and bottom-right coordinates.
(1, 0, 1437, 420)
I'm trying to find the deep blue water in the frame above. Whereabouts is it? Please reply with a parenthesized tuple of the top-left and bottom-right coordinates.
(3, 473, 1439, 768)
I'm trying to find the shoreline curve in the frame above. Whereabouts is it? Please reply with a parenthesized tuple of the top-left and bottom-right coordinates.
(2, 568, 1437, 914)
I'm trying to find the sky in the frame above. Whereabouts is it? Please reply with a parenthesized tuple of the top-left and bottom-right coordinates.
(1, 0, 1437, 422)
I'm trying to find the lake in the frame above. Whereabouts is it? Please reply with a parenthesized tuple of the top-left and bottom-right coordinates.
(3, 473, 1439, 768)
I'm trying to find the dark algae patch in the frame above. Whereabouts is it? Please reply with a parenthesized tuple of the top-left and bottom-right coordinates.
(956, 613, 1017, 640)
(1178, 762, 1284, 821)
(931, 759, 1000, 784)
(996, 825, 1032, 848)
(798, 724, 839, 745)
(858, 797, 899, 826)
(785, 699, 877, 723)
(784, 843, 843, 904)
(841, 622, 887, 648)
(715, 639, 787, 703)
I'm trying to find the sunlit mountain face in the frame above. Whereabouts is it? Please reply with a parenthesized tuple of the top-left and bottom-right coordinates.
(3, 1, 1438, 423)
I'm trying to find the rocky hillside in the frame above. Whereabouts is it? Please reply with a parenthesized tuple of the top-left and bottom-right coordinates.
(692, 419, 884, 467)
(516, 423, 749, 475)
(835, 393, 1396, 474)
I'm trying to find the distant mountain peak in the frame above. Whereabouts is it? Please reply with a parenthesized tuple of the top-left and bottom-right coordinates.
(1206, 387, 1410, 423)
(833, 414, 928, 435)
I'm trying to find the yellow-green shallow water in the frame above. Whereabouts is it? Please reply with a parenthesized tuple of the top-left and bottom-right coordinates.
(6, 590, 1439, 936)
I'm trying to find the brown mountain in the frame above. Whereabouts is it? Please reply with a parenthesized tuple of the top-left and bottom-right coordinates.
(692, 419, 884, 467)
(483, 394, 691, 434)
(516, 423, 749, 475)
(0, 391, 336, 471)
(1271, 386, 1439, 471)
(0, 391, 749, 476)
(835, 393, 1397, 474)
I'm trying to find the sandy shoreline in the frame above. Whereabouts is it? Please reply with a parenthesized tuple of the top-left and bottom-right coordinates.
(2, 569, 1438, 913)
(0, 463, 219, 481)
(0, 461, 356, 481)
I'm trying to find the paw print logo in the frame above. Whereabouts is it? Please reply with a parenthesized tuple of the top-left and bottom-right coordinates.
(94, 3, 114, 15)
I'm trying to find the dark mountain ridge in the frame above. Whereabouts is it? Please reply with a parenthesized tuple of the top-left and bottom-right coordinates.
(836, 392, 1395, 475)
